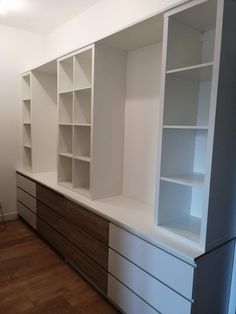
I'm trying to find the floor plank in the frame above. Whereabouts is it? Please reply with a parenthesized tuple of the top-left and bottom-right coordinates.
(0, 219, 119, 314)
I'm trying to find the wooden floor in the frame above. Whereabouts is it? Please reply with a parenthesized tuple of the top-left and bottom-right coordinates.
(0, 219, 119, 314)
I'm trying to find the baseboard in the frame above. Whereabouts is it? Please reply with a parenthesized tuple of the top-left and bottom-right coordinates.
(0, 212, 18, 221)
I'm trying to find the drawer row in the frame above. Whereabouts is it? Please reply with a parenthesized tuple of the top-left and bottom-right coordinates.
(16, 173, 195, 314)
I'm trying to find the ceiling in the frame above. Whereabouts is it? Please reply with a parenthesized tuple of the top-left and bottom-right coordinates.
(0, 0, 100, 35)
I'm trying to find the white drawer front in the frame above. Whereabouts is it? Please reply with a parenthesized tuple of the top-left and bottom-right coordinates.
(109, 223, 194, 299)
(108, 274, 159, 314)
(109, 249, 191, 314)
(17, 201, 36, 229)
(17, 188, 36, 213)
(17, 174, 36, 197)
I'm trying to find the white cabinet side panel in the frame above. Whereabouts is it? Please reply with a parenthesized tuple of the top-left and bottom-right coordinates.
(123, 42, 162, 205)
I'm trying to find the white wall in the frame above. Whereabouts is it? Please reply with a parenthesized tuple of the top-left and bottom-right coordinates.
(0, 24, 46, 219)
(45, 0, 188, 61)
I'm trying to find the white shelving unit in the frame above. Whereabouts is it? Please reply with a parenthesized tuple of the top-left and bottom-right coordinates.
(57, 46, 93, 196)
(21, 60, 57, 173)
(22, 73, 32, 170)
(156, 0, 219, 248)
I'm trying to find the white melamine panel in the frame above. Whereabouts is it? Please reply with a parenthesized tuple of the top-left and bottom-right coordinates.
(91, 45, 127, 199)
(17, 188, 36, 213)
(23, 100, 31, 123)
(122, 42, 162, 205)
(16, 174, 36, 197)
(58, 125, 73, 154)
(74, 89, 91, 125)
(73, 159, 90, 197)
(23, 124, 31, 147)
(109, 249, 192, 314)
(161, 128, 207, 179)
(22, 73, 30, 100)
(109, 224, 194, 299)
(31, 70, 57, 173)
(58, 57, 73, 92)
(163, 76, 211, 127)
(17, 201, 36, 229)
(108, 274, 159, 314)
(58, 155, 72, 188)
(23, 147, 32, 171)
(158, 181, 202, 243)
(166, 3, 216, 70)
(74, 49, 92, 90)
(59, 92, 73, 124)
(74, 126, 91, 158)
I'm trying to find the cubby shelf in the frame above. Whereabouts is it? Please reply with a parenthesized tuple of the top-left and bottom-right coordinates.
(74, 156, 91, 162)
(160, 173, 204, 188)
(166, 62, 213, 81)
(59, 152, 73, 158)
(74, 86, 91, 92)
(58, 90, 73, 95)
(163, 125, 208, 130)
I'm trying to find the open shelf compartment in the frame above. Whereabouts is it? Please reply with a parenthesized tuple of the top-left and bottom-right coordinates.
(163, 71, 212, 127)
(160, 128, 207, 188)
(166, 0, 217, 70)
(23, 99, 31, 123)
(58, 155, 73, 189)
(58, 125, 73, 155)
(22, 73, 31, 100)
(73, 159, 90, 197)
(23, 124, 31, 147)
(59, 92, 73, 124)
(158, 180, 203, 244)
(58, 57, 73, 93)
(74, 125, 91, 159)
(74, 89, 91, 125)
(74, 49, 92, 90)
(23, 146, 32, 171)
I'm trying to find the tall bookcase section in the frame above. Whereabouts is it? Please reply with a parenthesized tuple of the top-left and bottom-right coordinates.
(57, 46, 93, 196)
(22, 72, 32, 170)
(155, 0, 220, 248)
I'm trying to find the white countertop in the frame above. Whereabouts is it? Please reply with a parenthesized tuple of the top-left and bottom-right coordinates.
(17, 168, 204, 265)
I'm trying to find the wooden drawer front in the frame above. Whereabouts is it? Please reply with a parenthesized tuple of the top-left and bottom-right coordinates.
(37, 201, 108, 270)
(16, 174, 36, 197)
(109, 249, 191, 314)
(109, 224, 194, 299)
(17, 201, 36, 229)
(37, 217, 108, 294)
(17, 188, 36, 213)
(37, 184, 109, 244)
(108, 274, 159, 314)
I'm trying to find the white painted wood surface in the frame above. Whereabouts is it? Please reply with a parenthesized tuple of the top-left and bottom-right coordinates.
(16, 174, 36, 197)
(108, 274, 159, 314)
(109, 223, 194, 299)
(17, 188, 36, 213)
(109, 249, 192, 314)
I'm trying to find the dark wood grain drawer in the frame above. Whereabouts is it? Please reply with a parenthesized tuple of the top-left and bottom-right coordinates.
(37, 200, 108, 270)
(37, 217, 108, 294)
(36, 184, 109, 244)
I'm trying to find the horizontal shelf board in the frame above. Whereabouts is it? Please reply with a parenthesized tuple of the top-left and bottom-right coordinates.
(163, 125, 208, 130)
(159, 215, 201, 244)
(23, 122, 31, 125)
(58, 153, 73, 159)
(58, 89, 73, 95)
(74, 123, 91, 127)
(160, 173, 204, 188)
(74, 86, 92, 92)
(24, 145, 32, 149)
(166, 62, 213, 81)
(73, 156, 91, 162)
(23, 97, 31, 101)
(59, 123, 73, 126)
